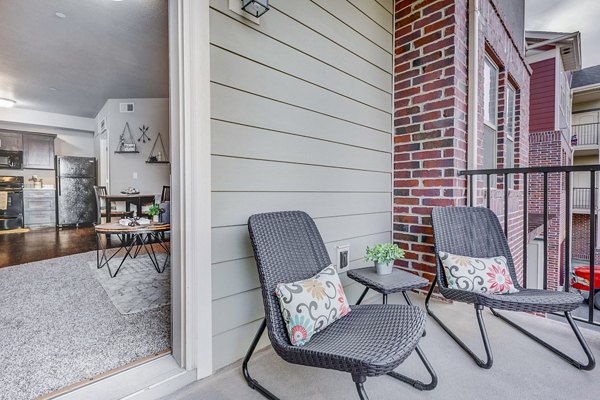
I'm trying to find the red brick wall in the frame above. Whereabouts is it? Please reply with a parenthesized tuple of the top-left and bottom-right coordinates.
(393, 0, 530, 287)
(572, 213, 600, 263)
(528, 130, 571, 289)
(529, 58, 557, 132)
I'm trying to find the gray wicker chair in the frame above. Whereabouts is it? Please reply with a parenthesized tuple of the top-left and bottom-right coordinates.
(244, 211, 434, 400)
(427, 206, 595, 370)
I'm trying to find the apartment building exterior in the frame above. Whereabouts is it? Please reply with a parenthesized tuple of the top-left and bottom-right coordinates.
(571, 65, 600, 263)
(524, 31, 581, 289)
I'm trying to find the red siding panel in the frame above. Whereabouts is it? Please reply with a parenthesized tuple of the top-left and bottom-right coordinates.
(529, 58, 556, 132)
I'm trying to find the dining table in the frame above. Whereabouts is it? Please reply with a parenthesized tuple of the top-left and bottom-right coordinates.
(99, 193, 156, 220)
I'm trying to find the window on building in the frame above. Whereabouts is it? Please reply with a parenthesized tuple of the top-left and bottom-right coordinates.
(505, 83, 516, 188)
(483, 57, 499, 170)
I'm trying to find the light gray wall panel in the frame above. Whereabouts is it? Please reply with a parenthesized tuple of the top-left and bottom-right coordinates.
(209, 10, 391, 112)
(311, 0, 392, 47)
(346, 0, 393, 32)
(211, 120, 391, 173)
(212, 231, 392, 300)
(210, 0, 393, 369)
(376, 0, 393, 13)
(212, 156, 391, 193)
(212, 213, 391, 264)
(212, 85, 391, 152)
(209, 0, 391, 92)
(210, 46, 390, 132)
(271, 0, 392, 72)
(212, 319, 270, 370)
(212, 191, 391, 228)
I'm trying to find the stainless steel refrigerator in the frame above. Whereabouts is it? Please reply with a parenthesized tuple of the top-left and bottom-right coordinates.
(55, 156, 97, 227)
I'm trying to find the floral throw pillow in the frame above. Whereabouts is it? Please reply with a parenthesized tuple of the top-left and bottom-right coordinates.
(439, 251, 519, 294)
(275, 265, 351, 346)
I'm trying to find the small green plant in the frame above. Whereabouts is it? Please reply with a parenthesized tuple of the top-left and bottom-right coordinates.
(365, 243, 405, 266)
(147, 203, 161, 217)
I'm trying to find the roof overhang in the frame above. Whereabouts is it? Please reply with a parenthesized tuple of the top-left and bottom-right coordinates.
(525, 31, 582, 72)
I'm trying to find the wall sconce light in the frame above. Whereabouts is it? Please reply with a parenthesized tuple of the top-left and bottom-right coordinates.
(241, 0, 269, 18)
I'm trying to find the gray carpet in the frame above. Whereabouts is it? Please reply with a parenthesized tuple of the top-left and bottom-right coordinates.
(0, 251, 171, 400)
(88, 253, 171, 315)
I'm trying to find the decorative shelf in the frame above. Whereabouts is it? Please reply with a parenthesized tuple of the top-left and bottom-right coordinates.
(115, 151, 140, 154)
(146, 160, 170, 164)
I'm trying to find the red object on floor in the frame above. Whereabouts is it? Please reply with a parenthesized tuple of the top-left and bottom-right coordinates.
(572, 265, 600, 292)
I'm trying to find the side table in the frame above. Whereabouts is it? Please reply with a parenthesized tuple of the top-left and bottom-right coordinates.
(347, 266, 437, 391)
(347, 267, 429, 306)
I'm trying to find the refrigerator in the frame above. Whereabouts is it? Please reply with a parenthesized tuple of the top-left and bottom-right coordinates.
(55, 156, 97, 227)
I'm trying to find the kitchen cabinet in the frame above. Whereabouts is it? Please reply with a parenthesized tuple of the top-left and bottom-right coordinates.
(24, 189, 56, 228)
(0, 132, 23, 151)
(23, 134, 55, 170)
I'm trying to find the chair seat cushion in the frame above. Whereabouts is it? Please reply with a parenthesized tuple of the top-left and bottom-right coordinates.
(275, 265, 351, 346)
(274, 304, 425, 377)
(441, 287, 584, 313)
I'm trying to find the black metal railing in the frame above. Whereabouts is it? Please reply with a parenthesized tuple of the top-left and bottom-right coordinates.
(573, 187, 598, 209)
(572, 123, 600, 146)
(460, 165, 600, 326)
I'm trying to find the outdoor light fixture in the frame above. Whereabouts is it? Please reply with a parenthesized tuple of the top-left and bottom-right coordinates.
(241, 0, 269, 18)
(0, 98, 16, 108)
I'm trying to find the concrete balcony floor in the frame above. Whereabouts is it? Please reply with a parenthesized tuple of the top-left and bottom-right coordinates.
(165, 293, 600, 400)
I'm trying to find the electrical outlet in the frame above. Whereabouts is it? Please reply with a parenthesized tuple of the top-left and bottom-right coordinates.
(132, 172, 138, 179)
(336, 244, 350, 273)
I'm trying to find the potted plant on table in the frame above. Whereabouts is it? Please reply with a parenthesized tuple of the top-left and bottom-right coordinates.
(147, 203, 161, 222)
(365, 243, 405, 275)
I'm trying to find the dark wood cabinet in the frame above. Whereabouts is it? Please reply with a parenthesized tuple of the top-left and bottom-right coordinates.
(0, 132, 23, 151)
(23, 134, 55, 170)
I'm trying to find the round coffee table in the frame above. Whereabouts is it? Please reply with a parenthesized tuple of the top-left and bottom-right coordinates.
(95, 222, 170, 278)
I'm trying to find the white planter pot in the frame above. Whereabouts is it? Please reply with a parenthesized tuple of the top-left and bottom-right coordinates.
(375, 262, 393, 275)
(152, 215, 160, 223)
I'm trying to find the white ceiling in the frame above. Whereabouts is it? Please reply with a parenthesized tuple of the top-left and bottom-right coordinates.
(0, 0, 169, 118)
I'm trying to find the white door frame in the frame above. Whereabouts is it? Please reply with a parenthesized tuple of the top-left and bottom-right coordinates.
(58, 1, 212, 397)
(169, 0, 213, 378)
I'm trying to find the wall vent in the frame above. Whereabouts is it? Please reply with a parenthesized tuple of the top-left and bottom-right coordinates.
(119, 102, 135, 113)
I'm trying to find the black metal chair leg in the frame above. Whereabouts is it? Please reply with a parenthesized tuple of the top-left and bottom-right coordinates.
(355, 382, 369, 400)
(490, 309, 596, 370)
(387, 345, 438, 390)
(242, 319, 280, 400)
(425, 277, 494, 369)
(356, 287, 369, 305)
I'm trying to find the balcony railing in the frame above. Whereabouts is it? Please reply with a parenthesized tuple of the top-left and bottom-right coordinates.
(573, 187, 598, 209)
(461, 165, 600, 327)
(572, 123, 600, 146)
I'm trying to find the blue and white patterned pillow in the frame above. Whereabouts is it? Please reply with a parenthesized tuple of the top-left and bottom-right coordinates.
(275, 265, 351, 346)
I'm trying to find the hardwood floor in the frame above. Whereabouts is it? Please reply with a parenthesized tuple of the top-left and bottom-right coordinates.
(0, 226, 99, 268)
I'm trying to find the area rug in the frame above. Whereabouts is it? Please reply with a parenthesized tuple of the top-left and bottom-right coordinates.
(0, 251, 171, 400)
(88, 253, 171, 315)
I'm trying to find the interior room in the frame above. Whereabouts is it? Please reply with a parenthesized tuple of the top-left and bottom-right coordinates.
(0, 1, 172, 398)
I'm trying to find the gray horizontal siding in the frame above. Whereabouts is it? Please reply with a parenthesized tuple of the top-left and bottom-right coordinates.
(210, 0, 393, 370)
(210, 0, 391, 92)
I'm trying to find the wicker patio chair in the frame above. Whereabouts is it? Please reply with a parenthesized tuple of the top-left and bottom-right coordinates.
(427, 206, 595, 370)
(244, 211, 436, 400)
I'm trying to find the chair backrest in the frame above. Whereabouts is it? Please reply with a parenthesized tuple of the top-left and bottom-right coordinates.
(431, 206, 522, 290)
(248, 211, 331, 349)
(161, 185, 170, 202)
(93, 186, 106, 224)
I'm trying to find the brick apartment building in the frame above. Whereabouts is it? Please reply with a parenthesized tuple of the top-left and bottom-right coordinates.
(393, 0, 530, 287)
(525, 31, 580, 289)
(572, 66, 600, 265)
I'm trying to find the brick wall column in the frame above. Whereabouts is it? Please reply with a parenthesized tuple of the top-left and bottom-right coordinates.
(393, 0, 469, 283)
(528, 130, 571, 289)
